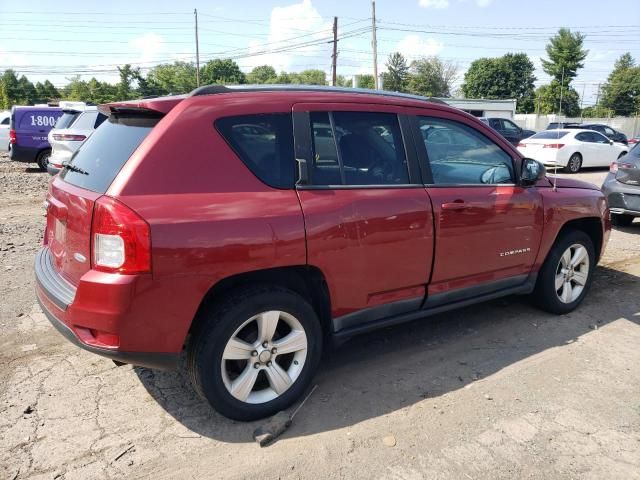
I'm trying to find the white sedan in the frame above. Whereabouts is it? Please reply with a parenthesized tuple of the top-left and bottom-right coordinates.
(517, 129, 628, 173)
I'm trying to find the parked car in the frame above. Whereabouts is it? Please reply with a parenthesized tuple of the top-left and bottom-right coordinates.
(9, 105, 63, 170)
(47, 107, 108, 175)
(36, 85, 610, 421)
(565, 123, 628, 145)
(517, 129, 628, 173)
(0, 110, 10, 152)
(546, 122, 582, 130)
(602, 142, 640, 227)
(479, 117, 536, 146)
(625, 136, 639, 146)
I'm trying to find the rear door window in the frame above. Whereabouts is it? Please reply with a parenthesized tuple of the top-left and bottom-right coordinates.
(215, 113, 295, 189)
(309, 111, 409, 186)
(60, 115, 158, 193)
(1, 117, 9, 125)
(94, 113, 108, 129)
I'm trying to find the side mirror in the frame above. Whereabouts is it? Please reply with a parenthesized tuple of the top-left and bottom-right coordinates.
(521, 158, 546, 185)
(609, 140, 614, 145)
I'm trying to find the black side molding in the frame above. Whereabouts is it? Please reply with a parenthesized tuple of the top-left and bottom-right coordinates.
(34, 247, 76, 311)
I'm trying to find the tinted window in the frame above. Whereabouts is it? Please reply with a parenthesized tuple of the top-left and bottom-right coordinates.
(94, 113, 108, 129)
(216, 114, 294, 189)
(1, 117, 9, 125)
(591, 132, 610, 144)
(489, 119, 501, 129)
(530, 131, 569, 139)
(501, 119, 520, 131)
(60, 115, 158, 193)
(309, 111, 409, 186)
(56, 111, 81, 129)
(418, 117, 514, 185)
(575, 132, 592, 142)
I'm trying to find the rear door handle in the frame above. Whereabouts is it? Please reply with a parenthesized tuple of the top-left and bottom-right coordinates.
(442, 200, 467, 210)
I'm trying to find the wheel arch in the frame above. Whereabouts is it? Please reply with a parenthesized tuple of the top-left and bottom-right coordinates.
(188, 265, 332, 344)
(556, 216, 604, 261)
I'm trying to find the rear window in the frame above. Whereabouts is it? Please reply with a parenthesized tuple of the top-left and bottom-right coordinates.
(530, 131, 569, 139)
(60, 115, 158, 193)
(215, 113, 294, 189)
(55, 111, 81, 129)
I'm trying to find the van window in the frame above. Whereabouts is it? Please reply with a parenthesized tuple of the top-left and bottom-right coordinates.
(309, 111, 409, 186)
(418, 117, 514, 185)
(216, 113, 295, 189)
(60, 115, 158, 193)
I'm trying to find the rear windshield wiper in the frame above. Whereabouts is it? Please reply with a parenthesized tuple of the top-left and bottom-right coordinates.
(62, 162, 88, 175)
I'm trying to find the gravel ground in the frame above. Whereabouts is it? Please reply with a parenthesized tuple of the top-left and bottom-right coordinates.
(1, 154, 639, 480)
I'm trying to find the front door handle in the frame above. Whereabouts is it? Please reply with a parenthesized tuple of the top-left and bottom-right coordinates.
(442, 200, 467, 210)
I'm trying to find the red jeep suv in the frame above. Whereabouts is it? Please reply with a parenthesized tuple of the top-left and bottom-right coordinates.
(36, 86, 610, 420)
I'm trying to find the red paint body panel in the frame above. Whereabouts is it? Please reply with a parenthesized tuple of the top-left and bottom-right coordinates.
(36, 89, 610, 361)
(298, 188, 433, 317)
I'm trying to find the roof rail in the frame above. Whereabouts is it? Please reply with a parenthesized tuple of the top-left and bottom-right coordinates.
(189, 84, 447, 105)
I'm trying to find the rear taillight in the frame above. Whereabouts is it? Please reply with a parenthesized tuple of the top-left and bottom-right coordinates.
(543, 143, 565, 149)
(517, 142, 526, 148)
(52, 134, 87, 142)
(611, 161, 636, 173)
(9, 129, 16, 144)
(91, 196, 151, 274)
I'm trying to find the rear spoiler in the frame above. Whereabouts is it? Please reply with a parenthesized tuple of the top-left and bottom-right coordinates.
(99, 95, 185, 117)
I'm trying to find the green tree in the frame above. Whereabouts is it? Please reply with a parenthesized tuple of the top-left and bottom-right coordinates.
(383, 52, 409, 92)
(146, 61, 198, 95)
(541, 28, 588, 84)
(581, 105, 615, 118)
(407, 57, 457, 97)
(461, 53, 536, 113)
(1, 70, 20, 106)
(336, 74, 352, 88)
(247, 65, 277, 84)
(295, 69, 326, 85)
(42, 80, 60, 101)
(0, 80, 10, 109)
(600, 53, 640, 116)
(200, 59, 246, 85)
(18, 75, 37, 105)
(117, 64, 139, 100)
(534, 82, 580, 116)
(63, 76, 92, 102)
(355, 74, 375, 89)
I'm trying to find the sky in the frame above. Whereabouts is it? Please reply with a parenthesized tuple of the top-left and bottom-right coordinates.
(1, 0, 639, 107)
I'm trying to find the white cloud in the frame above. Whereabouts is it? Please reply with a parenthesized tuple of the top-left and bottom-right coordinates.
(395, 35, 444, 62)
(419, 0, 450, 8)
(244, 0, 332, 73)
(129, 32, 166, 64)
(475, 0, 493, 6)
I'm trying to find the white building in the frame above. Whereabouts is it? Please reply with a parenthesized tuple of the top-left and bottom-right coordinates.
(437, 98, 517, 119)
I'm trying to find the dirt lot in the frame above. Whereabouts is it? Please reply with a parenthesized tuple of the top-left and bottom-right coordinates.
(1, 153, 639, 480)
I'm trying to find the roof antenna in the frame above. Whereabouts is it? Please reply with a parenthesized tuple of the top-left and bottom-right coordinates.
(552, 66, 565, 192)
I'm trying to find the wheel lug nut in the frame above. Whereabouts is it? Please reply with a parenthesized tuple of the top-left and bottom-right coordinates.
(271, 347, 277, 354)
(254, 362, 260, 369)
(266, 361, 272, 367)
(262, 341, 268, 348)
(251, 350, 258, 357)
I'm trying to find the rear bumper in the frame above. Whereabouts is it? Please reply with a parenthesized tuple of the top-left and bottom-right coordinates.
(34, 247, 180, 370)
(602, 176, 640, 216)
(10, 144, 40, 163)
(47, 164, 62, 176)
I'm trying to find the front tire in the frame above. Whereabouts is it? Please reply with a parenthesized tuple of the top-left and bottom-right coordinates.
(532, 230, 595, 314)
(36, 149, 51, 172)
(564, 153, 582, 174)
(187, 285, 322, 421)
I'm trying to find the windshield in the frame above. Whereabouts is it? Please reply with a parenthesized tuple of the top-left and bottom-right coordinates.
(60, 114, 159, 193)
(530, 131, 569, 140)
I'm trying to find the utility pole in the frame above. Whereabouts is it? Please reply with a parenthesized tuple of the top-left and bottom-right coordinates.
(580, 83, 586, 122)
(331, 17, 338, 87)
(595, 82, 601, 110)
(194, 8, 200, 87)
(371, 1, 378, 89)
(557, 67, 565, 119)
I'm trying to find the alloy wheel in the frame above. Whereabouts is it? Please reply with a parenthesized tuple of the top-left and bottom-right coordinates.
(555, 243, 590, 303)
(220, 310, 308, 404)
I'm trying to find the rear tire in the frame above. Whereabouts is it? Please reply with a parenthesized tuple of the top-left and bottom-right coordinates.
(36, 149, 51, 172)
(187, 285, 322, 421)
(611, 214, 634, 227)
(532, 230, 595, 314)
(564, 153, 582, 174)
